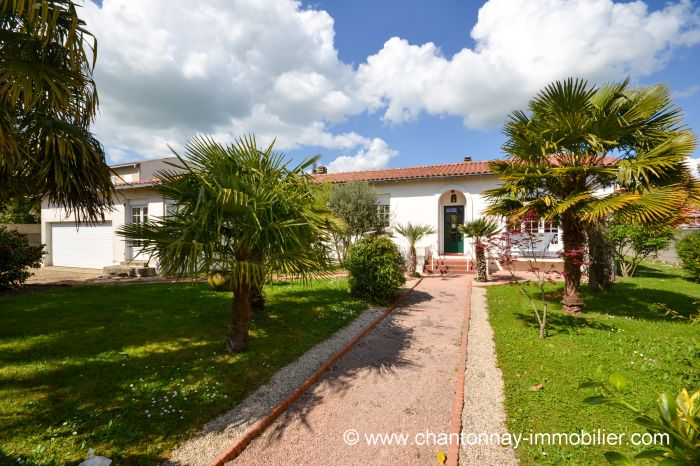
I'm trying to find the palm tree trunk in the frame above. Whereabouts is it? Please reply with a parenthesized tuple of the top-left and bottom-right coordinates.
(475, 244, 487, 282)
(226, 282, 253, 352)
(586, 222, 614, 292)
(251, 283, 265, 310)
(407, 246, 416, 275)
(560, 213, 585, 314)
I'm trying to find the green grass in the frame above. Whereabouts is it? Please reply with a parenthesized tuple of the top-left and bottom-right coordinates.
(487, 262, 700, 465)
(0, 278, 365, 465)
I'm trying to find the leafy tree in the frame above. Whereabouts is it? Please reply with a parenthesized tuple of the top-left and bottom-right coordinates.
(609, 222, 674, 277)
(0, 196, 40, 223)
(459, 217, 500, 282)
(326, 181, 385, 264)
(0, 226, 44, 289)
(394, 222, 435, 276)
(486, 77, 699, 313)
(312, 182, 347, 265)
(1, 0, 113, 222)
(678, 232, 700, 281)
(118, 135, 332, 352)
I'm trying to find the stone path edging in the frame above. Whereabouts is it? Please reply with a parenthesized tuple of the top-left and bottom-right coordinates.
(459, 284, 518, 465)
(446, 280, 472, 466)
(207, 278, 423, 466)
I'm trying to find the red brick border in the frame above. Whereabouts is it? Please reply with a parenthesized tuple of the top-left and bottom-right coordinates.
(446, 279, 473, 466)
(208, 278, 424, 466)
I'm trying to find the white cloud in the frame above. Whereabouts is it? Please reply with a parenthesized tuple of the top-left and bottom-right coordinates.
(688, 157, 700, 179)
(328, 138, 398, 173)
(83, 0, 375, 162)
(673, 84, 700, 99)
(357, 0, 700, 127)
(82, 0, 700, 170)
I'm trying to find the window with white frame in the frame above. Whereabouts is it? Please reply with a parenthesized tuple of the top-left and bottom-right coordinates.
(543, 219, 559, 245)
(130, 205, 148, 247)
(376, 197, 390, 228)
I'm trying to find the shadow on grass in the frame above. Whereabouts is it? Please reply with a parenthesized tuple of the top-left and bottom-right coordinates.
(0, 280, 376, 466)
(514, 310, 618, 336)
(585, 282, 698, 321)
(633, 263, 690, 280)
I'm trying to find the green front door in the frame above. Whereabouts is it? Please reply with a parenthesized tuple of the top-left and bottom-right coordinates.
(444, 206, 464, 253)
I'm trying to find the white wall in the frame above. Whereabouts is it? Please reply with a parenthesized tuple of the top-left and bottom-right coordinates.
(41, 187, 170, 268)
(372, 174, 501, 266)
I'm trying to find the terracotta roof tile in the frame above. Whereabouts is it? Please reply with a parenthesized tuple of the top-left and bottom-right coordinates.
(113, 177, 160, 188)
(313, 161, 494, 183)
(314, 156, 622, 184)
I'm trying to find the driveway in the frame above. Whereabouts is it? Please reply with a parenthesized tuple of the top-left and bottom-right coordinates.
(27, 266, 103, 284)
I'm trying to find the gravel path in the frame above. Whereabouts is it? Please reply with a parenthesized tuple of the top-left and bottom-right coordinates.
(166, 279, 419, 466)
(459, 285, 518, 466)
(230, 275, 470, 466)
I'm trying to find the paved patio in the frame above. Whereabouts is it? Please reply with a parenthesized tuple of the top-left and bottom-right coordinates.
(26, 266, 103, 284)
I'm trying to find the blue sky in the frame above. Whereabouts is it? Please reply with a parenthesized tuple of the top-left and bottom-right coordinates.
(83, 0, 700, 171)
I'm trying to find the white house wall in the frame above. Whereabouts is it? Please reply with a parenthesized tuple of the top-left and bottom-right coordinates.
(41, 187, 169, 268)
(370, 174, 500, 264)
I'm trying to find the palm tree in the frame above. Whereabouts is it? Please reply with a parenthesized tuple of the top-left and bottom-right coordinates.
(118, 135, 332, 352)
(459, 218, 500, 282)
(485, 78, 699, 313)
(1, 0, 113, 222)
(394, 222, 435, 276)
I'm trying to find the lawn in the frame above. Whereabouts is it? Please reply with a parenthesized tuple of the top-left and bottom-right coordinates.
(0, 278, 366, 465)
(487, 262, 700, 465)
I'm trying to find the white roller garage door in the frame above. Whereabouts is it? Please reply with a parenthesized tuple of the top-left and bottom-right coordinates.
(51, 223, 113, 269)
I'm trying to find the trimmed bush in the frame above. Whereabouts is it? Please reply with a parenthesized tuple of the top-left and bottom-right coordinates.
(678, 232, 700, 281)
(345, 235, 405, 304)
(0, 227, 45, 289)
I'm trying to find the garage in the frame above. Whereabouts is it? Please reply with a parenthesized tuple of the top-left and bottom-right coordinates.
(51, 222, 114, 269)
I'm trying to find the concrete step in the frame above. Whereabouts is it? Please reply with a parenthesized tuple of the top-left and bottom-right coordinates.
(120, 260, 149, 266)
(423, 257, 474, 275)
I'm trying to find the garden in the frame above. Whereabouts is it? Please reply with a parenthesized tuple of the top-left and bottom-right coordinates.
(0, 279, 365, 465)
(488, 260, 699, 465)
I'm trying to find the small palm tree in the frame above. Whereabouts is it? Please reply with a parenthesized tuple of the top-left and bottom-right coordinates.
(459, 218, 500, 282)
(119, 135, 331, 352)
(394, 222, 435, 276)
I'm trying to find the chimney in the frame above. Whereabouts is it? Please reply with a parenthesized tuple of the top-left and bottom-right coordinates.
(463, 156, 472, 162)
(314, 165, 328, 174)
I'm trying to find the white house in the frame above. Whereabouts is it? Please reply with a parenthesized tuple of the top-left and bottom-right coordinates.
(40, 157, 564, 273)
(41, 158, 178, 269)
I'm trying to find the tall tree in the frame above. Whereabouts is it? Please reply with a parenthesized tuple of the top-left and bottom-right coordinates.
(486, 78, 699, 313)
(119, 135, 332, 352)
(1, 0, 112, 222)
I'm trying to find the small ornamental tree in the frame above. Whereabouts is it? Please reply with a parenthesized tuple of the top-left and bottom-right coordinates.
(485, 225, 571, 339)
(345, 235, 405, 304)
(394, 222, 435, 276)
(459, 217, 500, 282)
(678, 232, 700, 281)
(609, 222, 675, 277)
(327, 181, 386, 264)
(0, 227, 45, 289)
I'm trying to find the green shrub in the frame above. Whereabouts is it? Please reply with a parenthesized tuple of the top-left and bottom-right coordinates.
(345, 235, 405, 304)
(678, 232, 700, 281)
(582, 373, 700, 465)
(0, 227, 45, 289)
